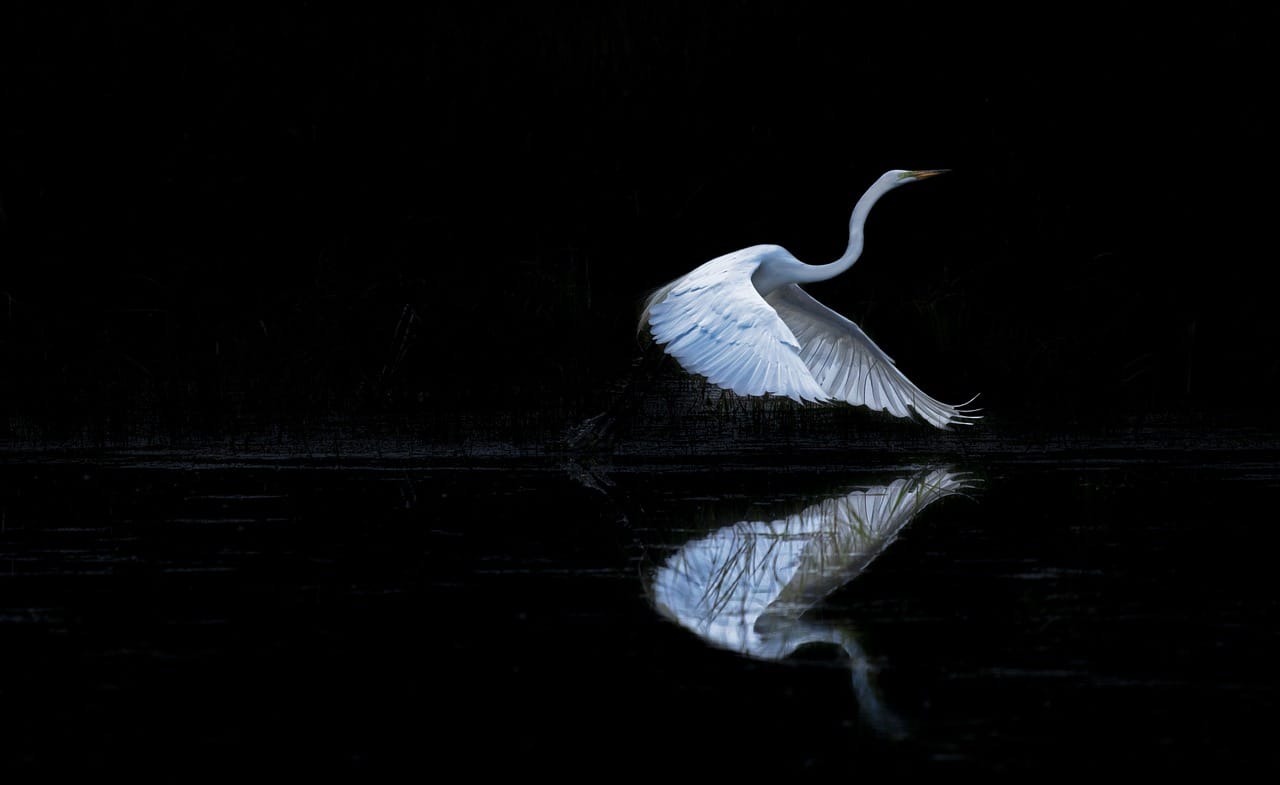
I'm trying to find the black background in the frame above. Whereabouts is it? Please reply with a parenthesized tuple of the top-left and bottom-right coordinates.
(3, 2, 1278, 436)
(4, 5, 1280, 779)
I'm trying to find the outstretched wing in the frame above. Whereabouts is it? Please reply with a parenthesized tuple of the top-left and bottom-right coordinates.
(649, 465, 971, 657)
(766, 284, 980, 428)
(645, 249, 829, 403)
(770, 466, 972, 609)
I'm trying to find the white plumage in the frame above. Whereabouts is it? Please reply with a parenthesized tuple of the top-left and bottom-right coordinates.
(641, 169, 980, 429)
(650, 467, 971, 659)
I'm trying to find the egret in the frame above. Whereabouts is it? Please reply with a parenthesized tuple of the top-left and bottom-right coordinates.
(649, 466, 972, 736)
(640, 169, 980, 429)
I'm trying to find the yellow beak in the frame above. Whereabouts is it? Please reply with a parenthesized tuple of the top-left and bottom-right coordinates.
(907, 168, 950, 180)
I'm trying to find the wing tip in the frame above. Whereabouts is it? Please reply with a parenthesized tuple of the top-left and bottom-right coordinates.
(944, 392, 985, 428)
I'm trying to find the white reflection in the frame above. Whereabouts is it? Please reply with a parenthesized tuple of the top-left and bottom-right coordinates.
(649, 466, 970, 736)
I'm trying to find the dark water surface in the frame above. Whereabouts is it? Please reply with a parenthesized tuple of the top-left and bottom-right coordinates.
(2, 427, 1278, 777)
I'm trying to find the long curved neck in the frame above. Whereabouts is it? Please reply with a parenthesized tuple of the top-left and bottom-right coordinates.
(791, 176, 895, 284)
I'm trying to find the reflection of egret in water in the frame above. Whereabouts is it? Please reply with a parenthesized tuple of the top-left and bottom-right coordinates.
(648, 467, 971, 737)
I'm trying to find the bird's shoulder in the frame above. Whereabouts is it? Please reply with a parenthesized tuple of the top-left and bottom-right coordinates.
(683, 244, 789, 282)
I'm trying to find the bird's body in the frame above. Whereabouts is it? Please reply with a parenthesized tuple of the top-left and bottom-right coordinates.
(640, 169, 979, 429)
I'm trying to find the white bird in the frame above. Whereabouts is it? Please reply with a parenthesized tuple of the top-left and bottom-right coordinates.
(650, 467, 971, 660)
(648, 466, 972, 736)
(640, 169, 979, 429)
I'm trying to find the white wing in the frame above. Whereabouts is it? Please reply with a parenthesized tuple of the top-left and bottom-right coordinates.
(650, 467, 970, 658)
(766, 284, 980, 428)
(769, 467, 970, 610)
(645, 247, 829, 403)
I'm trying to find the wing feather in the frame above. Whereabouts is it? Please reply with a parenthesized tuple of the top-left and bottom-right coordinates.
(645, 249, 829, 403)
(766, 284, 980, 428)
